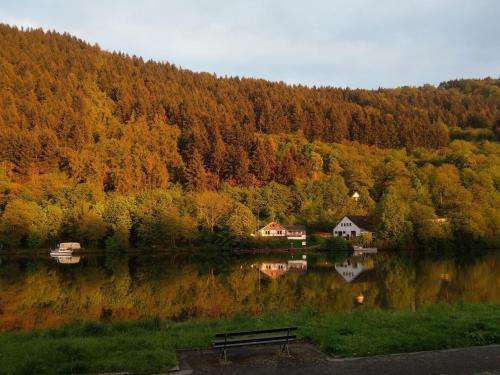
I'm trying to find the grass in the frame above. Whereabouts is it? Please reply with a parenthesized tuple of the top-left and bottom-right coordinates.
(1, 304, 499, 375)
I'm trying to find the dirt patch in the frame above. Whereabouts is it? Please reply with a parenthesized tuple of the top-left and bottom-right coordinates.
(177, 342, 328, 374)
(176, 344, 500, 375)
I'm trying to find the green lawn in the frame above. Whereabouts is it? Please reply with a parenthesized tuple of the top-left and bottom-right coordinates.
(1, 304, 499, 375)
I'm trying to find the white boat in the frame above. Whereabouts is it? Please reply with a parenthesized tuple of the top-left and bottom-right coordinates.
(51, 255, 81, 264)
(49, 242, 82, 256)
(352, 245, 378, 256)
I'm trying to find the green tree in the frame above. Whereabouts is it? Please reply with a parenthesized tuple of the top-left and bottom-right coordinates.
(103, 196, 134, 250)
(375, 187, 413, 247)
(0, 198, 53, 248)
(193, 191, 233, 233)
(226, 203, 256, 237)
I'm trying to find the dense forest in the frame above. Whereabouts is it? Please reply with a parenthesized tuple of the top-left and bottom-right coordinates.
(0, 24, 498, 250)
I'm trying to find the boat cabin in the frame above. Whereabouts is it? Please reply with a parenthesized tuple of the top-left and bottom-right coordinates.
(56, 242, 81, 251)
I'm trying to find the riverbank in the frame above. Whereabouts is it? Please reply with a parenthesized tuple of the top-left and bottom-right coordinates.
(1, 304, 499, 375)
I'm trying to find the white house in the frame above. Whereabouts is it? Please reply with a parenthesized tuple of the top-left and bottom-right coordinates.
(350, 190, 360, 201)
(256, 222, 306, 240)
(333, 215, 376, 239)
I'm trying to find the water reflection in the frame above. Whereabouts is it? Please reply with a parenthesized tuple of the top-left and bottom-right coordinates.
(259, 260, 307, 279)
(334, 259, 375, 283)
(50, 254, 82, 264)
(0, 251, 499, 330)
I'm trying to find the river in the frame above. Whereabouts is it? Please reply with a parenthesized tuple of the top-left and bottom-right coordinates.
(0, 250, 499, 330)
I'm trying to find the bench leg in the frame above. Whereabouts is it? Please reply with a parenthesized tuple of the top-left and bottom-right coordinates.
(281, 343, 291, 357)
(220, 348, 227, 363)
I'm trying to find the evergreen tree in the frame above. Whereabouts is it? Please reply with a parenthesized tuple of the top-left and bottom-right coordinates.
(185, 149, 207, 192)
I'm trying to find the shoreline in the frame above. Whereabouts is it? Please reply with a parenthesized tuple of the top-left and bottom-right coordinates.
(0, 244, 327, 257)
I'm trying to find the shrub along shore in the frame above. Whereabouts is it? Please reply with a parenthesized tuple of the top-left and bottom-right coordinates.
(1, 304, 499, 375)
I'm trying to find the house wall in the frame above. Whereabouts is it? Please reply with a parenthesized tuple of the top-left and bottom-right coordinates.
(287, 234, 306, 240)
(258, 225, 306, 240)
(258, 228, 287, 237)
(286, 230, 306, 240)
(333, 217, 362, 238)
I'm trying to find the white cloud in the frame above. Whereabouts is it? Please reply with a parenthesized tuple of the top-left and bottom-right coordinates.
(0, 0, 499, 88)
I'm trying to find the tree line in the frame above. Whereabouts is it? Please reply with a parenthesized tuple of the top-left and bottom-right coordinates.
(0, 24, 499, 193)
(0, 137, 498, 249)
(0, 24, 498, 250)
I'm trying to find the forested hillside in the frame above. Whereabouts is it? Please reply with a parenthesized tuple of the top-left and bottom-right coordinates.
(0, 24, 498, 250)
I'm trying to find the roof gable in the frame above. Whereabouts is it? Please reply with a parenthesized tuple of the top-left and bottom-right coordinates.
(260, 222, 287, 231)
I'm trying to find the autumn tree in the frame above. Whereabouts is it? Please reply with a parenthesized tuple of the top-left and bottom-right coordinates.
(185, 149, 208, 192)
(193, 191, 233, 233)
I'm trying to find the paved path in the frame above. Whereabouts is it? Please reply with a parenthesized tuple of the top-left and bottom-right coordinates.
(177, 343, 500, 375)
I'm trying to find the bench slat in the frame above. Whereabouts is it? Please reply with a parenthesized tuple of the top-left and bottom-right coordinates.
(214, 327, 297, 337)
(213, 334, 296, 346)
(213, 337, 296, 349)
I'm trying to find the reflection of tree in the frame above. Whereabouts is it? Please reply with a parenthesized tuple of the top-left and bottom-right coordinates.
(378, 256, 416, 310)
(0, 252, 499, 329)
(414, 259, 453, 306)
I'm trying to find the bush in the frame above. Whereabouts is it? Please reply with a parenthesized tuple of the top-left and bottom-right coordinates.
(323, 236, 350, 252)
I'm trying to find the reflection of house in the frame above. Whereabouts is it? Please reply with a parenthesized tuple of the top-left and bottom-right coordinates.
(333, 216, 376, 239)
(260, 262, 288, 279)
(259, 260, 308, 279)
(334, 260, 375, 283)
(430, 217, 448, 224)
(256, 222, 306, 240)
(440, 273, 450, 281)
(287, 260, 307, 274)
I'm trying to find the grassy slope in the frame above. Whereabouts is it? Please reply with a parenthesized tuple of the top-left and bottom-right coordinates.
(1, 304, 499, 375)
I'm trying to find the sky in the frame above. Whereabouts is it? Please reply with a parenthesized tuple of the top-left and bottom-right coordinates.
(1, 0, 499, 89)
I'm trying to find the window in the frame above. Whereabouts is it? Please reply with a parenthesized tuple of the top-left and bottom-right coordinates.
(265, 230, 270, 235)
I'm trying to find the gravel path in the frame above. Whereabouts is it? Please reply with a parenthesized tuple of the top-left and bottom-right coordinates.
(177, 343, 500, 375)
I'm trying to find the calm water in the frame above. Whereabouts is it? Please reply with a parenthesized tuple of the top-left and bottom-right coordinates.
(0, 250, 499, 330)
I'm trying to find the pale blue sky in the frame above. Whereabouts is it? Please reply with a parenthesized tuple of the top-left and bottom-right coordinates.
(1, 0, 499, 88)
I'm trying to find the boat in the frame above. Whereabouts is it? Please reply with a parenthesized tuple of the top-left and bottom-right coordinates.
(49, 242, 82, 256)
(51, 255, 81, 264)
(352, 245, 378, 256)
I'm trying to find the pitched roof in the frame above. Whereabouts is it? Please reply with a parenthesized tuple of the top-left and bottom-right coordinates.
(284, 225, 306, 231)
(346, 216, 377, 232)
(257, 223, 306, 232)
(258, 222, 287, 231)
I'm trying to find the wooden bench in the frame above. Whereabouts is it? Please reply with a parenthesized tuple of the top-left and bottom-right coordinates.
(212, 327, 298, 362)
